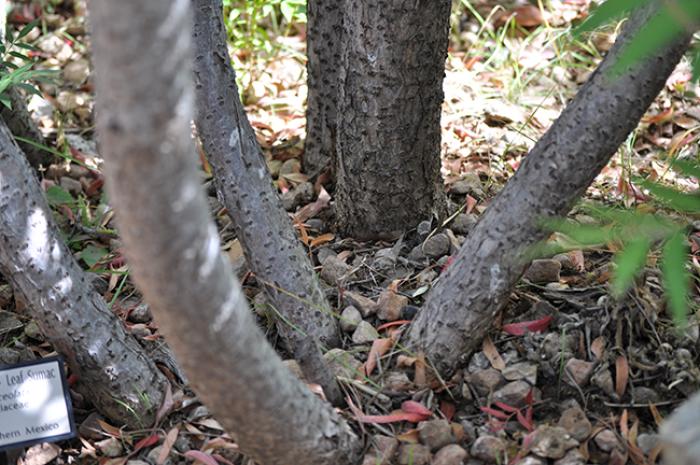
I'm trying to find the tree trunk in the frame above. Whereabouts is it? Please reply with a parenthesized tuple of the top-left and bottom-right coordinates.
(405, 2, 694, 378)
(0, 119, 166, 427)
(303, 0, 342, 176)
(1, 87, 53, 169)
(334, 0, 451, 240)
(191, 0, 342, 405)
(661, 391, 700, 465)
(89, 1, 361, 464)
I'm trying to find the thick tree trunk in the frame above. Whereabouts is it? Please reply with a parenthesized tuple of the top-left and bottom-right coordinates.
(303, 0, 342, 176)
(191, 0, 342, 405)
(406, 2, 694, 377)
(1, 87, 53, 169)
(0, 119, 166, 427)
(89, 1, 361, 464)
(334, 0, 451, 240)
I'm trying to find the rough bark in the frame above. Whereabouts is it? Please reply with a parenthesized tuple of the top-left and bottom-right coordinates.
(660, 391, 700, 465)
(303, 0, 342, 176)
(334, 0, 451, 240)
(192, 0, 342, 404)
(1, 86, 53, 169)
(0, 118, 166, 427)
(405, 2, 694, 377)
(89, 1, 361, 464)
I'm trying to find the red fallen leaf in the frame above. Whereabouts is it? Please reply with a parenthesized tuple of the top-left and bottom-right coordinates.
(67, 373, 79, 386)
(516, 410, 534, 432)
(85, 177, 104, 197)
(211, 454, 236, 465)
(494, 402, 520, 413)
(354, 411, 431, 424)
(465, 195, 478, 214)
(376, 320, 411, 331)
(502, 316, 553, 336)
(480, 406, 510, 420)
(440, 401, 456, 421)
(133, 434, 159, 452)
(348, 397, 432, 424)
(401, 401, 432, 418)
(184, 450, 220, 465)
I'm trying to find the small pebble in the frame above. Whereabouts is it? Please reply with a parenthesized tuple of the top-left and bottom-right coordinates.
(470, 436, 505, 463)
(422, 233, 451, 259)
(397, 443, 431, 465)
(339, 306, 363, 333)
(352, 321, 380, 344)
(523, 259, 561, 283)
(565, 358, 595, 387)
(418, 419, 455, 451)
(377, 289, 407, 321)
(432, 444, 468, 465)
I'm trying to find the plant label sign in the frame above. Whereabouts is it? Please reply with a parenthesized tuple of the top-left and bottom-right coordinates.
(0, 357, 75, 451)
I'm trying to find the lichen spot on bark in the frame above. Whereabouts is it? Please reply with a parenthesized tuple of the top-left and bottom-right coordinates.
(172, 180, 198, 212)
(157, 0, 189, 38)
(489, 263, 505, 295)
(228, 129, 240, 149)
(211, 287, 240, 333)
(53, 276, 73, 296)
(25, 208, 51, 268)
(198, 223, 220, 279)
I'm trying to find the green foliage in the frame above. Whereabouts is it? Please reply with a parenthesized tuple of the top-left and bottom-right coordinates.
(0, 20, 56, 109)
(222, 0, 306, 58)
(221, 1, 306, 98)
(575, 0, 700, 80)
(537, 160, 700, 324)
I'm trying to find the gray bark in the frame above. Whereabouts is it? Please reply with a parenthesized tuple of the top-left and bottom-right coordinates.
(303, 0, 342, 176)
(191, 0, 342, 404)
(1, 87, 53, 169)
(334, 0, 451, 240)
(89, 1, 361, 464)
(0, 119, 166, 427)
(405, 2, 694, 377)
(661, 391, 700, 465)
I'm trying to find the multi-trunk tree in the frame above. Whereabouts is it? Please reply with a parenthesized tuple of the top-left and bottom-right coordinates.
(0, 0, 697, 463)
(89, 1, 361, 465)
(306, 0, 452, 239)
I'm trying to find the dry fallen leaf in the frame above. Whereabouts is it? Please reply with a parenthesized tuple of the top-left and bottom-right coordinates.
(310, 232, 335, 248)
(294, 187, 331, 223)
(414, 352, 427, 387)
(591, 336, 606, 360)
(21, 443, 60, 465)
(363, 337, 396, 376)
(157, 427, 179, 465)
(184, 450, 220, 465)
(615, 355, 629, 399)
(483, 336, 506, 371)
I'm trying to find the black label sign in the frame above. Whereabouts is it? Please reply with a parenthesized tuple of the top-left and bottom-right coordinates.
(0, 356, 76, 451)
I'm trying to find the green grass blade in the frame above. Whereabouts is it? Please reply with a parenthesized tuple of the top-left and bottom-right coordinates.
(611, 236, 651, 298)
(662, 230, 691, 326)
